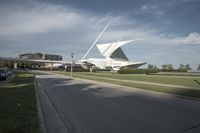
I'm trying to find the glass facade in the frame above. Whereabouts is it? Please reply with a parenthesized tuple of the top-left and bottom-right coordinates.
(20, 53, 62, 61)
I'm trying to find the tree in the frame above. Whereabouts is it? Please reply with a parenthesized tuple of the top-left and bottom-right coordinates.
(148, 64, 157, 69)
(168, 64, 174, 70)
(17, 61, 23, 68)
(153, 65, 158, 69)
(25, 61, 33, 68)
(0, 60, 7, 67)
(162, 64, 168, 70)
(178, 64, 185, 70)
(148, 64, 154, 69)
(185, 63, 191, 71)
(197, 64, 200, 71)
(6, 60, 13, 68)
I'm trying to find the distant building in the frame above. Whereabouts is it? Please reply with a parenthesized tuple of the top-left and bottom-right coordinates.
(19, 53, 62, 61)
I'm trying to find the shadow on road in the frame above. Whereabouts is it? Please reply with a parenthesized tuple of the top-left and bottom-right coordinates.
(35, 73, 200, 133)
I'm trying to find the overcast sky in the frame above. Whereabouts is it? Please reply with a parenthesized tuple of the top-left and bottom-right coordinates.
(0, 0, 200, 69)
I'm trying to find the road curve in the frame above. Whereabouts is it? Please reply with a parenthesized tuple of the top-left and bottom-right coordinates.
(34, 71, 200, 133)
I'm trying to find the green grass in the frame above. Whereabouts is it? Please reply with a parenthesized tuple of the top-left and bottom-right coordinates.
(74, 72, 200, 88)
(51, 71, 200, 99)
(0, 72, 41, 133)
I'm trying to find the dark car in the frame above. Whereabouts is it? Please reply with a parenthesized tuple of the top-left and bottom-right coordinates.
(0, 69, 8, 80)
(7, 69, 12, 76)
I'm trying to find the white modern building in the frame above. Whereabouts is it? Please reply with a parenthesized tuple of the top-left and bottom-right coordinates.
(81, 40, 146, 70)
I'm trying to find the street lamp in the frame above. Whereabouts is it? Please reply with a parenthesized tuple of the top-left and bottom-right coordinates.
(71, 53, 74, 77)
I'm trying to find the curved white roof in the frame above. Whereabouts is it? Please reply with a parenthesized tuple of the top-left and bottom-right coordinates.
(81, 39, 146, 70)
(96, 40, 133, 58)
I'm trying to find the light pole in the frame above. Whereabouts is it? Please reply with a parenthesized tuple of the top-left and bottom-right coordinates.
(71, 53, 74, 77)
(64, 65, 67, 72)
(50, 60, 53, 71)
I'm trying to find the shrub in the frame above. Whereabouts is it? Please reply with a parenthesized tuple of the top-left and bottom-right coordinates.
(117, 68, 158, 74)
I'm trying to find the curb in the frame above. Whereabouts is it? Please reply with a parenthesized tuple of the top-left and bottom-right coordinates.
(34, 75, 47, 133)
(34, 74, 75, 133)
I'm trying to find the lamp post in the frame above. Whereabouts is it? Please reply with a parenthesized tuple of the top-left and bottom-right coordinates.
(50, 60, 53, 71)
(71, 53, 74, 77)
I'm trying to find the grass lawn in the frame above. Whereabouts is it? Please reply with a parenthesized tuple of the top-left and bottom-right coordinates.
(0, 72, 41, 133)
(78, 72, 200, 88)
(53, 71, 200, 88)
(51, 71, 200, 99)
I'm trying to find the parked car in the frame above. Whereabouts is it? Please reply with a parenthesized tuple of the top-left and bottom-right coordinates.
(0, 68, 8, 80)
(7, 69, 12, 76)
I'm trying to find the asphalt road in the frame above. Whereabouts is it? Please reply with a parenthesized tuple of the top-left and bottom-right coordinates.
(34, 71, 200, 133)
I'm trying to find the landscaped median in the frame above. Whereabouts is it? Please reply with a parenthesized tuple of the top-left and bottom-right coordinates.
(50, 71, 200, 99)
(0, 72, 41, 133)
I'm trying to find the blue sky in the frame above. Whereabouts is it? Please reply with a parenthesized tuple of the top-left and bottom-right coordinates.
(0, 0, 200, 69)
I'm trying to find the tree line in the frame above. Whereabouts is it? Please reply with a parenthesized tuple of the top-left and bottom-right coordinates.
(148, 63, 200, 72)
(118, 64, 200, 74)
(0, 60, 41, 69)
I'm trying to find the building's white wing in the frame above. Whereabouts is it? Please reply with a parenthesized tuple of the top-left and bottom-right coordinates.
(96, 40, 133, 58)
(111, 61, 146, 70)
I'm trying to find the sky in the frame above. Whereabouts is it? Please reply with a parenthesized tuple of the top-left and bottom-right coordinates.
(0, 0, 200, 69)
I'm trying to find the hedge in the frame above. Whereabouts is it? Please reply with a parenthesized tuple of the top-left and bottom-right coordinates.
(117, 68, 158, 74)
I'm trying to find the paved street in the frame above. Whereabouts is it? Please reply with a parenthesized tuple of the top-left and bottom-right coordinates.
(35, 72, 200, 133)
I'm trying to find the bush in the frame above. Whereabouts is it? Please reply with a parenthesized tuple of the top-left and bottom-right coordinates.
(92, 69, 96, 72)
(161, 69, 187, 72)
(117, 68, 159, 74)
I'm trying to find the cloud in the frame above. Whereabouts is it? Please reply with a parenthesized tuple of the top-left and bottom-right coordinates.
(0, 1, 120, 37)
(148, 32, 200, 45)
(138, 4, 165, 16)
(0, 2, 86, 35)
(0, 0, 200, 65)
(0, 0, 200, 46)
(176, 32, 200, 44)
(136, 0, 199, 17)
(103, 26, 200, 46)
